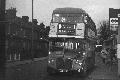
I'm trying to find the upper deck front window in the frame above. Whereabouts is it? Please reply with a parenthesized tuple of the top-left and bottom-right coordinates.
(52, 14, 83, 23)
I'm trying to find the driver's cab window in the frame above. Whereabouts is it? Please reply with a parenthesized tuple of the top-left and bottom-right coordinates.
(50, 41, 64, 52)
(64, 41, 73, 50)
(76, 42, 85, 51)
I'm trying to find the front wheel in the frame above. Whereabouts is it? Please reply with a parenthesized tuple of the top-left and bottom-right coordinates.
(47, 67, 56, 75)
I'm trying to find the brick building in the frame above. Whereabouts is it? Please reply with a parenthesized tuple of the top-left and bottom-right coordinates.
(5, 8, 48, 62)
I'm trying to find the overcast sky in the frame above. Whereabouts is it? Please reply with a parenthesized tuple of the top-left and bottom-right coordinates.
(6, 0, 120, 28)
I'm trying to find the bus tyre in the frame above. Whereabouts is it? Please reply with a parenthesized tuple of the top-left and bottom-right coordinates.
(82, 69, 87, 76)
(47, 67, 55, 75)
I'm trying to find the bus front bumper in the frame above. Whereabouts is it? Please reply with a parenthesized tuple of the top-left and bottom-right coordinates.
(47, 65, 84, 73)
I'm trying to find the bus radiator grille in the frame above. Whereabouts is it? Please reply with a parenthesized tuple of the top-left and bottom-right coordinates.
(56, 58, 72, 70)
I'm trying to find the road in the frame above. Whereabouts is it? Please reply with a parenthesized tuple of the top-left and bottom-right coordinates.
(42, 52, 119, 80)
(44, 72, 92, 80)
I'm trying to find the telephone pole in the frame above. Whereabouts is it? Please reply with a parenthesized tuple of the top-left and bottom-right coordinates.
(32, 0, 33, 22)
(31, 0, 34, 59)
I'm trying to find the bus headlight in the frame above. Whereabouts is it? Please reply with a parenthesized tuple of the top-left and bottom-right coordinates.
(75, 60, 82, 65)
(48, 59, 55, 63)
(75, 61, 79, 64)
(79, 63, 82, 65)
(83, 52, 86, 55)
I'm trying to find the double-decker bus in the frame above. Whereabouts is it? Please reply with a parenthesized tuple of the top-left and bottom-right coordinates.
(47, 7, 97, 75)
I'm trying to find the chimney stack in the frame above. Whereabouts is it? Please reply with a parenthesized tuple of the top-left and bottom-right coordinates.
(33, 19, 38, 25)
(6, 7, 17, 20)
(22, 16, 29, 23)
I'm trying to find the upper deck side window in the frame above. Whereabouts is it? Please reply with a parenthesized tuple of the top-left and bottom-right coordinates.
(52, 13, 84, 23)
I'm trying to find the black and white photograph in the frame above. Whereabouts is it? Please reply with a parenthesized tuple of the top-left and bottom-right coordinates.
(0, 0, 120, 80)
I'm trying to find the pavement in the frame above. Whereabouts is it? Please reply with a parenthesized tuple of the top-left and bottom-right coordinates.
(87, 53, 120, 80)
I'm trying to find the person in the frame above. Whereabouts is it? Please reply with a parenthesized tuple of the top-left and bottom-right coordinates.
(101, 48, 108, 64)
(109, 48, 116, 63)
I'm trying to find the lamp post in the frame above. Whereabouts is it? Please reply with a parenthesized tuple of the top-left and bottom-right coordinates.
(32, 0, 33, 22)
(31, 0, 34, 59)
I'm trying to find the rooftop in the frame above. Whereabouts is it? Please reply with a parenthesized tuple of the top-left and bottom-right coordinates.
(53, 7, 87, 14)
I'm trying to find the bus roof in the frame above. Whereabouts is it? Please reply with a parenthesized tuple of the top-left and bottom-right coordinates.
(53, 7, 87, 14)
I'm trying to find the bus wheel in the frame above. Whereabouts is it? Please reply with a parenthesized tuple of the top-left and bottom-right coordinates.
(47, 67, 55, 75)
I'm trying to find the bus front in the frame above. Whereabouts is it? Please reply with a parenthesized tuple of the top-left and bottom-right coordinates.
(48, 8, 87, 73)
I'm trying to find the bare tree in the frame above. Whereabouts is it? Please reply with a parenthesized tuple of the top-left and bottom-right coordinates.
(97, 20, 110, 44)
